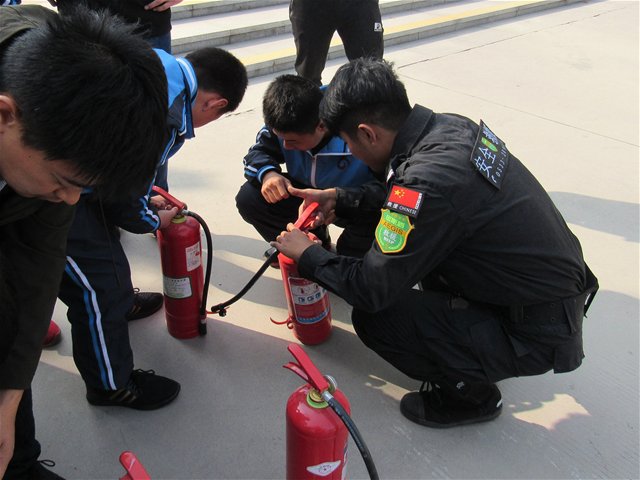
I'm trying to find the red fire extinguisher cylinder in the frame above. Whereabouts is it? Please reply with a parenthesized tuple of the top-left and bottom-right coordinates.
(276, 203, 332, 345)
(278, 238, 332, 345)
(157, 214, 206, 339)
(286, 378, 350, 479)
(152, 186, 210, 339)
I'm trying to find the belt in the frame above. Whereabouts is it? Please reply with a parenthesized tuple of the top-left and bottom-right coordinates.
(505, 265, 598, 325)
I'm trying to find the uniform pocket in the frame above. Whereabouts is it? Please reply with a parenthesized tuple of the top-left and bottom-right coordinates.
(468, 318, 519, 383)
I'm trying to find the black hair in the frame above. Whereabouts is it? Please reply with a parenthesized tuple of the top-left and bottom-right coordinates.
(186, 47, 248, 113)
(262, 74, 323, 134)
(0, 5, 168, 198)
(319, 58, 412, 137)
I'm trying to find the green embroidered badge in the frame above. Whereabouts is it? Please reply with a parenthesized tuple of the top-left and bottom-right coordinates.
(375, 209, 414, 253)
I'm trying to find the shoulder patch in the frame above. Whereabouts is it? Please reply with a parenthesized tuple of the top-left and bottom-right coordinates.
(375, 209, 414, 254)
(384, 184, 424, 218)
(470, 121, 510, 189)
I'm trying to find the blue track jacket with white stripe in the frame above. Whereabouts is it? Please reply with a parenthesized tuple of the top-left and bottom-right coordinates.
(99, 48, 197, 233)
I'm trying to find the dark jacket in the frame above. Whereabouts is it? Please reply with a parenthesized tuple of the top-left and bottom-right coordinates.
(243, 126, 375, 190)
(299, 105, 593, 311)
(0, 5, 76, 389)
(55, 0, 172, 37)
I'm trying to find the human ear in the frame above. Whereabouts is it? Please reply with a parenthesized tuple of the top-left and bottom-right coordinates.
(206, 97, 228, 112)
(357, 124, 377, 145)
(0, 96, 18, 129)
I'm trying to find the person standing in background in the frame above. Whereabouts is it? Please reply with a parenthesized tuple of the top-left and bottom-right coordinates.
(49, 0, 183, 53)
(289, 0, 384, 86)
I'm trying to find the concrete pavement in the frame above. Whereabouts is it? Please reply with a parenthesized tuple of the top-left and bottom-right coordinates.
(35, 1, 639, 478)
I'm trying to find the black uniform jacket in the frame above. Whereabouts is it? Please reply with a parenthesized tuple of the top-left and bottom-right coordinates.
(299, 105, 592, 314)
(0, 5, 76, 389)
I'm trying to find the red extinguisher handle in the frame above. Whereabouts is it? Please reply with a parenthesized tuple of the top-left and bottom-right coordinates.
(284, 343, 329, 392)
(151, 186, 187, 212)
(293, 202, 319, 232)
(119, 451, 151, 480)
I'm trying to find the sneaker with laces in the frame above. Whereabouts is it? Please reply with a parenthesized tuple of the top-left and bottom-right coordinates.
(400, 381, 502, 428)
(86, 369, 180, 410)
(42, 321, 61, 348)
(125, 289, 163, 321)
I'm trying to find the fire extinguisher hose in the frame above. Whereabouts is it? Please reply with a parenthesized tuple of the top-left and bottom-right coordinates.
(184, 211, 212, 335)
(322, 391, 380, 480)
(209, 248, 279, 317)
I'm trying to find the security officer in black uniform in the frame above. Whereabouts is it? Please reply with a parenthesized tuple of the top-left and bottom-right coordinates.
(272, 58, 598, 428)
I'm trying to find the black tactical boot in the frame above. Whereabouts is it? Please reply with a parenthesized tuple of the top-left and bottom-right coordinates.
(400, 380, 502, 428)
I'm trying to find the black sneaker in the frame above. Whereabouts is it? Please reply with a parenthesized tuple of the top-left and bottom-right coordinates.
(400, 381, 502, 428)
(25, 460, 65, 480)
(126, 289, 163, 321)
(86, 369, 180, 410)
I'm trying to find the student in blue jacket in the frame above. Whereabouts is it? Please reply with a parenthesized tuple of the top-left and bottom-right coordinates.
(236, 74, 381, 258)
(57, 47, 247, 412)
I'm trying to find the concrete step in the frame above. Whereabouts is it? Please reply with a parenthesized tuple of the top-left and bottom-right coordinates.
(171, 0, 463, 51)
(171, 0, 585, 78)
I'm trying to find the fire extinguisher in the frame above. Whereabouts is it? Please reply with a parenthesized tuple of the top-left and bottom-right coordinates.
(273, 202, 332, 345)
(284, 344, 379, 480)
(209, 202, 332, 346)
(152, 186, 212, 339)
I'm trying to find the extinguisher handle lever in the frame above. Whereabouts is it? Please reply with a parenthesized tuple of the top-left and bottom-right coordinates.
(119, 451, 151, 480)
(286, 343, 329, 392)
(282, 362, 309, 383)
(293, 202, 320, 232)
(151, 186, 187, 212)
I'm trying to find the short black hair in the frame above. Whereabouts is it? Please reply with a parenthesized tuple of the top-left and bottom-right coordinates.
(262, 74, 323, 134)
(320, 58, 412, 137)
(186, 47, 248, 113)
(0, 5, 168, 198)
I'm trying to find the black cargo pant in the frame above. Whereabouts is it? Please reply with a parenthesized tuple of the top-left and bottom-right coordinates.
(289, 0, 384, 85)
(352, 288, 588, 387)
(236, 178, 378, 257)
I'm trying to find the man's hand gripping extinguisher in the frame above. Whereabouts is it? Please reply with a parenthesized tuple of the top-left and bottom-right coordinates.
(273, 203, 332, 345)
(284, 343, 379, 480)
(152, 186, 213, 339)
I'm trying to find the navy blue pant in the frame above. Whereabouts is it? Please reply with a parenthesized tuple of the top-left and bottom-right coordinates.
(58, 197, 134, 391)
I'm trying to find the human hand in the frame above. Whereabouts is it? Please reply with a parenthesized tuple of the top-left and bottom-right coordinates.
(288, 186, 337, 227)
(0, 389, 23, 478)
(149, 195, 169, 210)
(157, 207, 180, 229)
(270, 225, 316, 262)
(145, 0, 183, 12)
(261, 172, 292, 204)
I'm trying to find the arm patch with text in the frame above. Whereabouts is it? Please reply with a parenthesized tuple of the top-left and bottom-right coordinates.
(384, 185, 424, 218)
(471, 121, 510, 189)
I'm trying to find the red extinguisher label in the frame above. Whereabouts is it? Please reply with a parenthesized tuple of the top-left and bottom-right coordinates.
(288, 276, 329, 324)
(185, 242, 201, 272)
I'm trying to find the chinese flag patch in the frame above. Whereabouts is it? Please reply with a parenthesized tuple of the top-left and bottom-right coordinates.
(384, 184, 424, 218)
